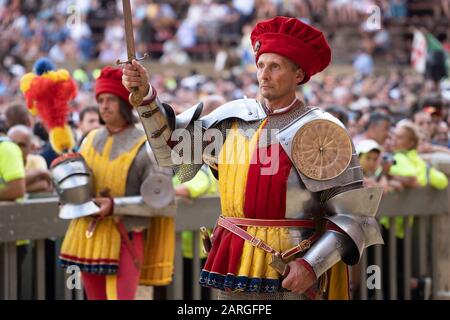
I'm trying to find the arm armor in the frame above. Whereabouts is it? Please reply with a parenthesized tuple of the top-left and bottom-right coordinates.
(114, 172, 176, 218)
(138, 95, 267, 182)
(113, 196, 175, 217)
(137, 96, 264, 167)
(302, 187, 384, 277)
(136, 90, 203, 167)
(275, 108, 383, 277)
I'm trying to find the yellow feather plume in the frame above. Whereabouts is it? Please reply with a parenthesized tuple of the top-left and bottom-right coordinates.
(19, 73, 36, 93)
(49, 125, 76, 155)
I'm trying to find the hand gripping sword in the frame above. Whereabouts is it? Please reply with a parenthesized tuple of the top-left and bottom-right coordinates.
(116, 0, 149, 107)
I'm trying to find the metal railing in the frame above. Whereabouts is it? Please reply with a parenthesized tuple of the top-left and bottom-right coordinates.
(0, 187, 449, 300)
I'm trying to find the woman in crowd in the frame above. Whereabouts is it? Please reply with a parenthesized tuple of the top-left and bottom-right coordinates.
(381, 121, 448, 299)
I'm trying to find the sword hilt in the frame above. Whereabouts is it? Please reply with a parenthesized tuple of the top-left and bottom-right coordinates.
(116, 53, 149, 107)
(116, 53, 149, 65)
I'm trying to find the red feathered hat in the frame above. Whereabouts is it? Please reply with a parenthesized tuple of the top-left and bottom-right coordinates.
(251, 16, 331, 84)
(95, 67, 131, 107)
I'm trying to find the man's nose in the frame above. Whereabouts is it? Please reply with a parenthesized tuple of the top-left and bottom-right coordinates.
(259, 67, 269, 80)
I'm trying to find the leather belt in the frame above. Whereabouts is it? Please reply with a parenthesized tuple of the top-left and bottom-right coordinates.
(224, 217, 316, 228)
(217, 216, 319, 260)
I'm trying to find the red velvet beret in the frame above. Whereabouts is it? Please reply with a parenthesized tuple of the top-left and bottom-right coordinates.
(95, 67, 131, 107)
(251, 16, 331, 84)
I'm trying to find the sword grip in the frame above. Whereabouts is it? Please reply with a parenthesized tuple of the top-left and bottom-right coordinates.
(116, 53, 149, 65)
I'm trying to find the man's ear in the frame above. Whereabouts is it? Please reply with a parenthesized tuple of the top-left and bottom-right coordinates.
(296, 68, 305, 84)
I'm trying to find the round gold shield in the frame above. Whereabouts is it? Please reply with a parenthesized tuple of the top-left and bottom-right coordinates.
(292, 119, 352, 180)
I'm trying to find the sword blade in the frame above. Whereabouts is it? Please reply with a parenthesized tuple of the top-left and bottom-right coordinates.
(121, 0, 136, 60)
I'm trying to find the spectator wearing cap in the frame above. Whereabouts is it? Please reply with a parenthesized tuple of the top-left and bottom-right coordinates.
(355, 138, 403, 193)
(356, 139, 382, 178)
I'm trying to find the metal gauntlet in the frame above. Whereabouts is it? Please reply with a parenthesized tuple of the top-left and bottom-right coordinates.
(302, 187, 384, 277)
(113, 196, 174, 217)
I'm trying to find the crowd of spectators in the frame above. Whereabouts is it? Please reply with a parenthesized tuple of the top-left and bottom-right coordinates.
(2, 0, 450, 105)
(1, 1, 450, 199)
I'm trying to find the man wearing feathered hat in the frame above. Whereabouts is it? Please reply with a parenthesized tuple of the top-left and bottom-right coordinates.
(123, 16, 383, 300)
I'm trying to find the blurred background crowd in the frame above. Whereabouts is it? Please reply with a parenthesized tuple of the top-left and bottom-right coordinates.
(2, 0, 450, 184)
(1, 0, 450, 300)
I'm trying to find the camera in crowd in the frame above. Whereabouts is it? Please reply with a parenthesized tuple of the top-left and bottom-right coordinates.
(381, 152, 397, 166)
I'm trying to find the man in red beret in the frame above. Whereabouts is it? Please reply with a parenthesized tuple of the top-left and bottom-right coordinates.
(123, 16, 383, 300)
(58, 67, 175, 300)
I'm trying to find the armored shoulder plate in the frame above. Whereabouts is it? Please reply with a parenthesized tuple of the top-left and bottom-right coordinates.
(200, 98, 267, 129)
(276, 108, 362, 192)
(326, 187, 383, 218)
(175, 102, 203, 130)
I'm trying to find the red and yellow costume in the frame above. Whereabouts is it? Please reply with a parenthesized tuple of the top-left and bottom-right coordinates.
(198, 108, 352, 299)
(58, 68, 175, 299)
(137, 17, 384, 300)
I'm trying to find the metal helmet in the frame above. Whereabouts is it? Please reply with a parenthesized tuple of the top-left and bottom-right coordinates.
(50, 153, 99, 219)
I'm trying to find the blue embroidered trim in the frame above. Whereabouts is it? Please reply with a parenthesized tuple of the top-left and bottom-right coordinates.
(59, 258, 118, 275)
(199, 270, 281, 293)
